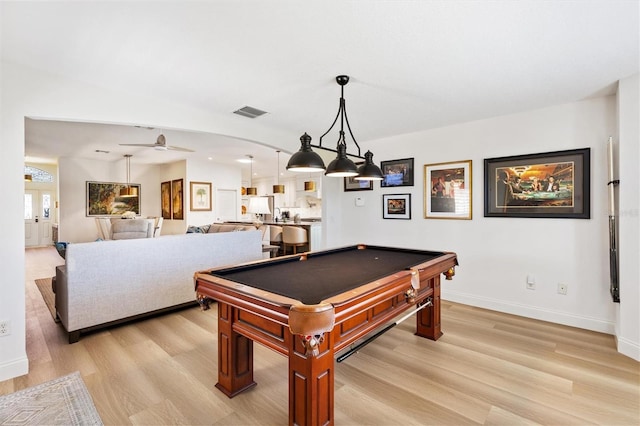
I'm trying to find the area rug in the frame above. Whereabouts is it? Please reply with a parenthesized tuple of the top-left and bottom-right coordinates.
(0, 371, 102, 425)
(34, 278, 56, 320)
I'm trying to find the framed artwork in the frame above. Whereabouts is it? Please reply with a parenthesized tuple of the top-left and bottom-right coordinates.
(86, 181, 140, 217)
(424, 160, 472, 220)
(161, 181, 172, 219)
(171, 179, 184, 220)
(484, 148, 590, 219)
(344, 175, 373, 191)
(383, 193, 411, 220)
(380, 157, 414, 187)
(190, 181, 212, 211)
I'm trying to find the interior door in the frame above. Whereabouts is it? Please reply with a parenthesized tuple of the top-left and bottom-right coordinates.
(24, 190, 53, 247)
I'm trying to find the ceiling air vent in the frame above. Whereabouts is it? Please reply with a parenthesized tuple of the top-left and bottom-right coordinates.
(233, 106, 268, 119)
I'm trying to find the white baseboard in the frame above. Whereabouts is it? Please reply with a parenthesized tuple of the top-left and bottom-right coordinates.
(616, 336, 640, 362)
(443, 290, 615, 335)
(0, 356, 29, 382)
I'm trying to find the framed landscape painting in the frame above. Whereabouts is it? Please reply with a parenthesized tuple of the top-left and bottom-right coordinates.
(484, 148, 590, 219)
(190, 181, 212, 211)
(86, 181, 140, 217)
(424, 160, 472, 220)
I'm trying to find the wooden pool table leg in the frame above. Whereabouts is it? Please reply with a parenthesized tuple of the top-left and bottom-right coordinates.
(289, 332, 335, 426)
(215, 302, 257, 397)
(415, 276, 443, 340)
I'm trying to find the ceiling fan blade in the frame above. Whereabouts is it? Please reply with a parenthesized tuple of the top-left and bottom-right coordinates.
(119, 143, 158, 148)
(167, 146, 195, 152)
(119, 134, 194, 152)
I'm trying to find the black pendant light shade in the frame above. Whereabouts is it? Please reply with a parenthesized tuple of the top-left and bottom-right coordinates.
(325, 142, 358, 177)
(354, 150, 384, 181)
(286, 133, 326, 172)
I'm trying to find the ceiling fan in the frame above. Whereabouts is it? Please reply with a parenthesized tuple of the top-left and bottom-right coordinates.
(119, 134, 194, 152)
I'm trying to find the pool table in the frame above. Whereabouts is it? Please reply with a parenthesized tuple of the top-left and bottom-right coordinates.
(194, 244, 457, 426)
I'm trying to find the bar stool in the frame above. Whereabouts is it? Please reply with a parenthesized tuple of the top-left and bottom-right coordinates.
(270, 225, 283, 255)
(282, 226, 308, 255)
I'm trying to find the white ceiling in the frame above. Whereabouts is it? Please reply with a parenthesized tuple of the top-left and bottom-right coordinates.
(4, 1, 638, 178)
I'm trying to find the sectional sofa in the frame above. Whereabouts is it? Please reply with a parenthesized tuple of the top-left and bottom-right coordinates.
(54, 230, 262, 343)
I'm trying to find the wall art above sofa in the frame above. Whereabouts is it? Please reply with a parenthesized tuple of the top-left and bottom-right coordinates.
(86, 181, 140, 217)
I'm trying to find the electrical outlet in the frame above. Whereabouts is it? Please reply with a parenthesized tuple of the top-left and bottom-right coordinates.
(557, 283, 568, 295)
(0, 320, 11, 336)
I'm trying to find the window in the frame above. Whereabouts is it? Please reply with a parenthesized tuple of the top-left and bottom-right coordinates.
(24, 166, 54, 183)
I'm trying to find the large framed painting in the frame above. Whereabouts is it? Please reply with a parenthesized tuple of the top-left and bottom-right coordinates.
(484, 148, 590, 219)
(172, 179, 184, 220)
(161, 181, 172, 219)
(190, 181, 212, 211)
(86, 181, 140, 217)
(382, 193, 411, 220)
(424, 160, 472, 220)
(380, 158, 414, 187)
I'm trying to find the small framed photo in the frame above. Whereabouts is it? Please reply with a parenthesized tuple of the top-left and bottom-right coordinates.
(344, 175, 373, 191)
(484, 148, 590, 219)
(383, 193, 411, 220)
(424, 160, 472, 220)
(190, 181, 212, 211)
(381, 158, 414, 187)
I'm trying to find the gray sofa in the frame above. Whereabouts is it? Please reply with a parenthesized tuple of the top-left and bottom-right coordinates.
(54, 230, 262, 343)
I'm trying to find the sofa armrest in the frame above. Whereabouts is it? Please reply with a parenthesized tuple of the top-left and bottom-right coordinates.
(55, 265, 69, 328)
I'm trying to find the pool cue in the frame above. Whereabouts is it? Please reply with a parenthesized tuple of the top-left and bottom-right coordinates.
(336, 298, 433, 363)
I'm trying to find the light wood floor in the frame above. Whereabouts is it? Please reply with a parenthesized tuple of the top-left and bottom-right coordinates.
(1, 246, 638, 425)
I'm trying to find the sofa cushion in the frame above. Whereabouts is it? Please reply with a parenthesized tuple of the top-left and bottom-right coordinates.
(207, 224, 235, 233)
(111, 218, 153, 239)
(187, 224, 211, 233)
(205, 223, 257, 233)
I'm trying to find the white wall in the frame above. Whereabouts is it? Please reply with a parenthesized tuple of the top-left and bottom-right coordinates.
(616, 73, 640, 360)
(326, 96, 638, 349)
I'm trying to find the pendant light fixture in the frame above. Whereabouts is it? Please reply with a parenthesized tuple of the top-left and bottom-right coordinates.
(273, 150, 285, 194)
(286, 133, 326, 173)
(24, 174, 33, 182)
(286, 75, 383, 180)
(323, 75, 383, 180)
(354, 150, 383, 181)
(246, 155, 257, 196)
(119, 154, 138, 198)
(304, 172, 316, 192)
